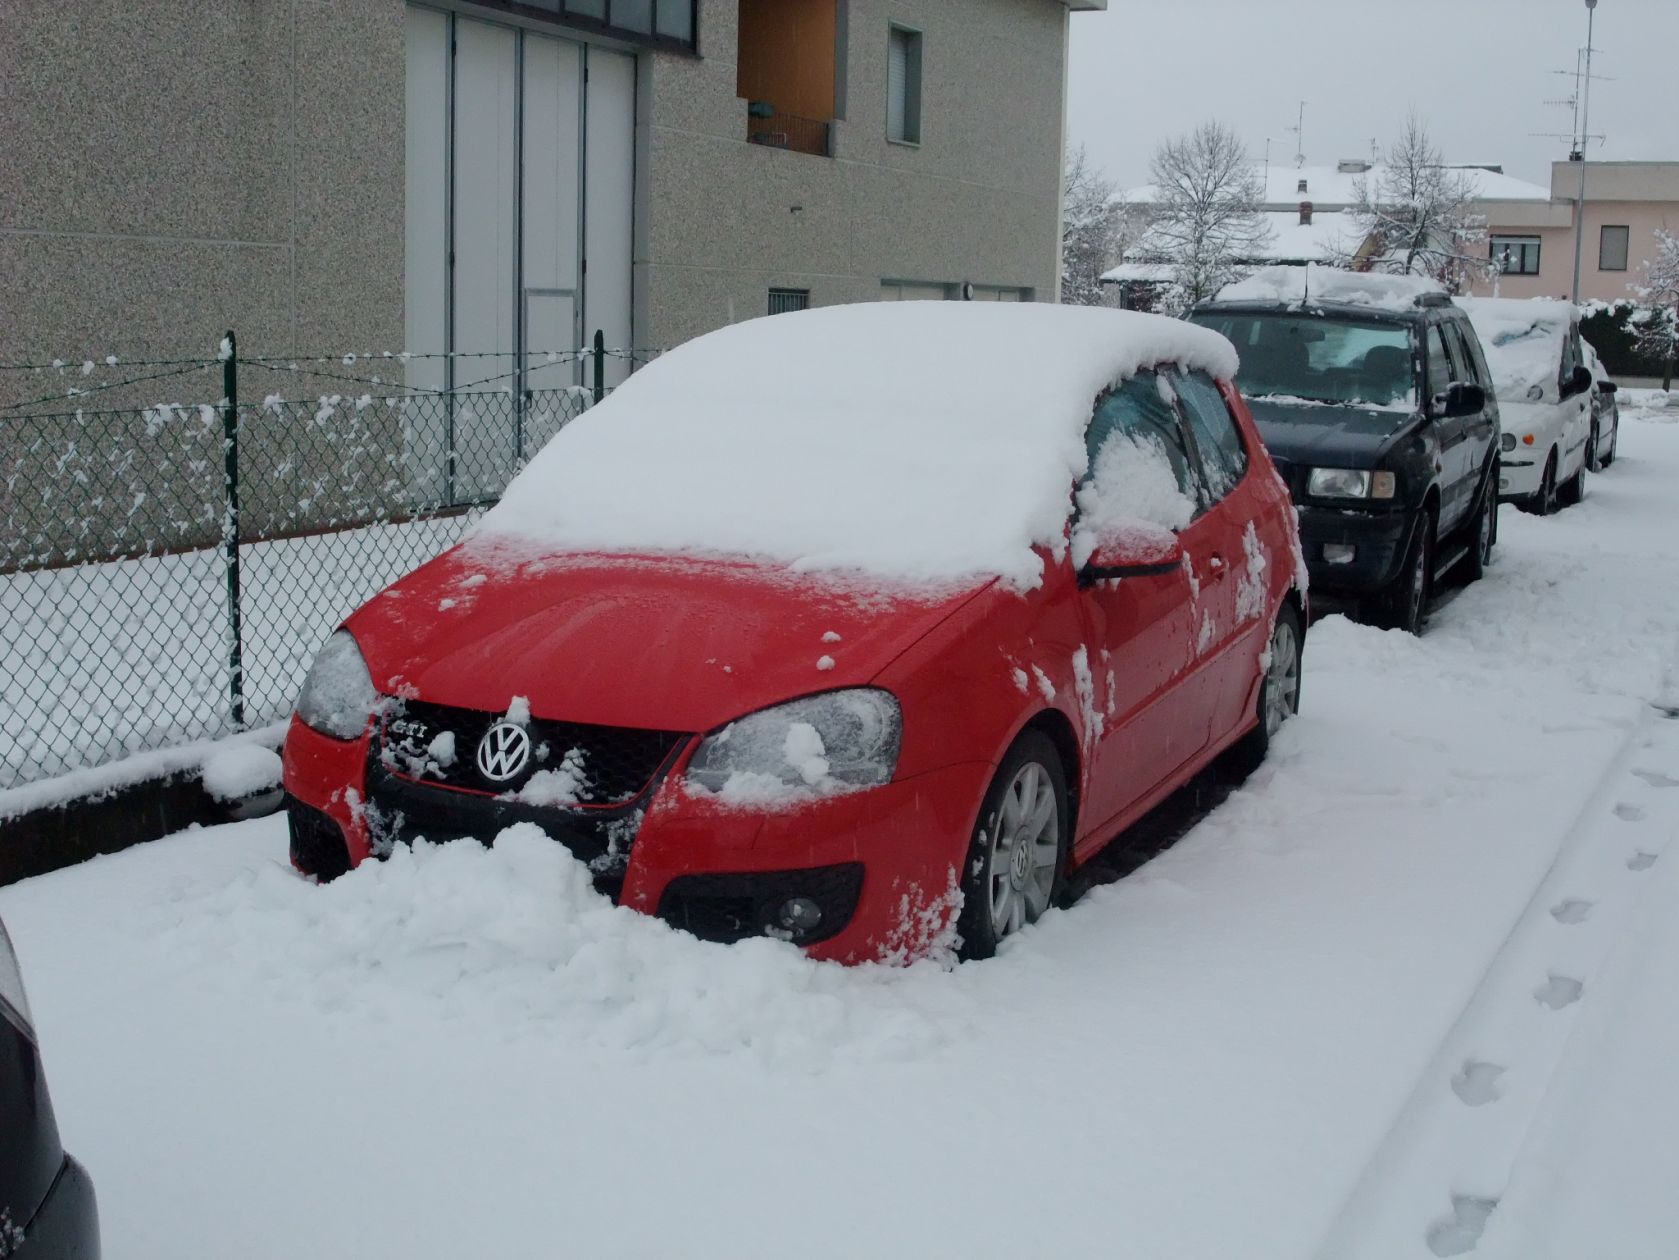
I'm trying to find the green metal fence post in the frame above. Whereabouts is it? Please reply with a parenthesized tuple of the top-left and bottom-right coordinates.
(221, 329, 245, 730)
(593, 329, 606, 405)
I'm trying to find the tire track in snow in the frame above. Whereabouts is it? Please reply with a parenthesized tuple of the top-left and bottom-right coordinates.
(1310, 683, 1679, 1259)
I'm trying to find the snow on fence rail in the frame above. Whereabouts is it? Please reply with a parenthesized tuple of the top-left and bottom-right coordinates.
(2, 350, 613, 793)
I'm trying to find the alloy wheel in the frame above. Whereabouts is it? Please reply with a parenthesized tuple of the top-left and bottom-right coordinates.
(1264, 617, 1301, 736)
(985, 760, 1060, 939)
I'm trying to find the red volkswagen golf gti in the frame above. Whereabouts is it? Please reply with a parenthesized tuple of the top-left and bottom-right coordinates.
(282, 303, 1304, 962)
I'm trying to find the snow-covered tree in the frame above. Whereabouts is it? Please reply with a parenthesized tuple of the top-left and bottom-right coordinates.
(1348, 116, 1493, 293)
(1631, 227, 1679, 390)
(1145, 121, 1270, 313)
(1060, 146, 1128, 307)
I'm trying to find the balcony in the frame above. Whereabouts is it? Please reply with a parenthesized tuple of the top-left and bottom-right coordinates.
(745, 102, 832, 158)
(737, 0, 837, 160)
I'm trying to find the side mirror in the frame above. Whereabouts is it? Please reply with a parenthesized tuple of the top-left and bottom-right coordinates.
(1566, 365, 1594, 397)
(1433, 381, 1486, 419)
(1077, 523, 1183, 586)
(1599, 379, 1619, 394)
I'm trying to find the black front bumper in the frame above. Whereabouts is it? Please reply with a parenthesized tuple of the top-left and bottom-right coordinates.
(1295, 503, 1415, 596)
(16, 1155, 99, 1259)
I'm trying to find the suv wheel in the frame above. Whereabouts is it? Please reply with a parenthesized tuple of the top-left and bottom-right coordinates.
(1377, 510, 1433, 635)
(1463, 465, 1498, 583)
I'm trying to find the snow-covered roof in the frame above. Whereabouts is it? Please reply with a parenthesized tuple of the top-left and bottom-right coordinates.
(1123, 163, 1552, 210)
(1456, 297, 1577, 401)
(1211, 264, 1446, 311)
(476, 302, 1240, 589)
(1106, 210, 1363, 284)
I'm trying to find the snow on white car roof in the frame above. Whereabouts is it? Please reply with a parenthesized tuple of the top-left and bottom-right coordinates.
(1456, 297, 1577, 402)
(475, 302, 1239, 588)
(1212, 263, 1446, 313)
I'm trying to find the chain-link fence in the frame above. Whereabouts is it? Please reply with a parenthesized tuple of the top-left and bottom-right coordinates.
(1, 340, 634, 792)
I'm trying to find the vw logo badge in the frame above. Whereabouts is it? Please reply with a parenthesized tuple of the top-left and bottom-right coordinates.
(476, 721, 532, 783)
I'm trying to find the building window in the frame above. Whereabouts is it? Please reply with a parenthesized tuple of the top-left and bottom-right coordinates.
(886, 25, 922, 145)
(768, 288, 811, 315)
(1600, 224, 1630, 272)
(738, 0, 840, 158)
(1491, 234, 1541, 276)
(469, 0, 697, 52)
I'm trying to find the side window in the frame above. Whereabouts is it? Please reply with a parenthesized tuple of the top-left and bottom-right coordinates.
(1455, 322, 1495, 393)
(1426, 326, 1455, 401)
(1558, 328, 1581, 393)
(1443, 322, 1481, 390)
(1084, 369, 1202, 518)
(1172, 368, 1249, 501)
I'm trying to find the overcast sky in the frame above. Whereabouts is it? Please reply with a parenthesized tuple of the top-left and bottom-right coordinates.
(1065, 0, 1679, 193)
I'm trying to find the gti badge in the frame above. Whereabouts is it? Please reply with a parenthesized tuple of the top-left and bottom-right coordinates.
(476, 721, 532, 782)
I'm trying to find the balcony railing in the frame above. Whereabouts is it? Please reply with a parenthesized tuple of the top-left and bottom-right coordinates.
(745, 103, 832, 158)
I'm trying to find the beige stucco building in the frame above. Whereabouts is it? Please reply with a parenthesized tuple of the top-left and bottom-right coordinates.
(1472, 161, 1679, 303)
(2, 0, 1101, 401)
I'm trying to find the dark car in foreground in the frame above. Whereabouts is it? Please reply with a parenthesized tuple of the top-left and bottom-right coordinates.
(0, 917, 98, 1259)
(1192, 266, 1500, 634)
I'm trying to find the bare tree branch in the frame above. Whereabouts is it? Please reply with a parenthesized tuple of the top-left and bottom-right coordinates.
(1142, 121, 1271, 313)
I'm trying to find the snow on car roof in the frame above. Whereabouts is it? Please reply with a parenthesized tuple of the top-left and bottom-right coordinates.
(475, 302, 1239, 589)
(1456, 297, 1577, 402)
(1212, 264, 1447, 312)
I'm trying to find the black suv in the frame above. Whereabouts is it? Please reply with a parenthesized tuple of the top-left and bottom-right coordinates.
(1, 916, 99, 1258)
(1192, 278, 1500, 633)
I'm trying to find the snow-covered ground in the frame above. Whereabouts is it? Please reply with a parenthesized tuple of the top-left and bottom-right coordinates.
(3, 400, 1678, 1260)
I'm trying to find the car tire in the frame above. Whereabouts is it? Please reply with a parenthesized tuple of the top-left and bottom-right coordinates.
(956, 728, 1069, 961)
(1586, 422, 1602, 473)
(1601, 420, 1617, 468)
(1376, 510, 1434, 635)
(1523, 451, 1559, 516)
(1235, 600, 1304, 765)
(1558, 450, 1586, 507)
(1462, 464, 1498, 583)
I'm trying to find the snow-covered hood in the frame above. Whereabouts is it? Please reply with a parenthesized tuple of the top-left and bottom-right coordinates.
(345, 540, 992, 735)
(1245, 397, 1422, 468)
(1496, 398, 1568, 443)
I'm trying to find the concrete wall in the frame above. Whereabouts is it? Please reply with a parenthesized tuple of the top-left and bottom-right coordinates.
(0, 0, 406, 395)
(636, 0, 1070, 349)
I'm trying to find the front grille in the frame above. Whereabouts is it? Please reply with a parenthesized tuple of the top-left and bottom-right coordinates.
(377, 699, 688, 806)
(364, 763, 647, 896)
(1268, 457, 1303, 500)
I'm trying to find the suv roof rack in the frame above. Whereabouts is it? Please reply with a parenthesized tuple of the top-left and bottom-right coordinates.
(1415, 292, 1453, 308)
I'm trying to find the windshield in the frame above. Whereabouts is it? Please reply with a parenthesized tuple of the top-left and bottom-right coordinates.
(1192, 312, 1417, 410)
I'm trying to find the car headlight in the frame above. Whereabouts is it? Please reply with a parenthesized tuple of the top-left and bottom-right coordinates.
(1307, 467, 1396, 500)
(295, 629, 382, 740)
(688, 689, 902, 795)
(1500, 433, 1517, 453)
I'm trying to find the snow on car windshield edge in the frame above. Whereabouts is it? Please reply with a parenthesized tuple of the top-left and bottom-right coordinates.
(473, 303, 1239, 590)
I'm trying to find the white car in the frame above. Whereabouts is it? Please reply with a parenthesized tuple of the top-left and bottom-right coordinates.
(1457, 297, 1595, 515)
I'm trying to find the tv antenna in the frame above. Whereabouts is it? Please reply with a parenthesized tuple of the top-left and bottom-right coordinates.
(1539, 47, 1613, 159)
(1286, 101, 1307, 167)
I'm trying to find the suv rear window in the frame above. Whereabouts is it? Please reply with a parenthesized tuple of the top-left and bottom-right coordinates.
(1192, 312, 1417, 411)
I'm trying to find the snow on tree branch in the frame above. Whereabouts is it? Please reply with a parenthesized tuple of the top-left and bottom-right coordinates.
(1347, 115, 1494, 294)
(1142, 122, 1270, 314)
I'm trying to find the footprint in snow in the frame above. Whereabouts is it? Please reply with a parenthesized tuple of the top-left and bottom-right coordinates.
(1631, 768, 1679, 788)
(1450, 1060, 1505, 1107)
(1550, 898, 1594, 925)
(1628, 851, 1659, 872)
(1613, 802, 1647, 822)
(1426, 1195, 1499, 1257)
(1534, 974, 1584, 1010)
